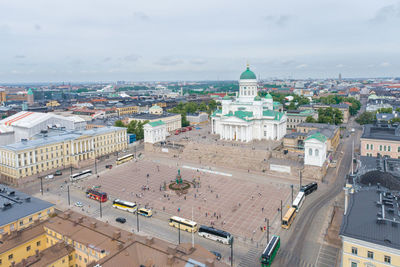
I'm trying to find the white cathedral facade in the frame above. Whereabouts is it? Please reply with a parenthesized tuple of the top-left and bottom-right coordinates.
(211, 65, 287, 142)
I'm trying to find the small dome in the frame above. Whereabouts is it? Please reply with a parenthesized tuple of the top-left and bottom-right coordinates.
(27, 88, 33, 95)
(254, 95, 261, 101)
(265, 93, 273, 99)
(240, 65, 257, 80)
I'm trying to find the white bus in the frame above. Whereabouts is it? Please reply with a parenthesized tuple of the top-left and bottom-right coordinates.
(112, 199, 137, 213)
(169, 216, 198, 232)
(198, 225, 232, 245)
(70, 170, 92, 181)
(292, 191, 305, 212)
(116, 154, 134, 165)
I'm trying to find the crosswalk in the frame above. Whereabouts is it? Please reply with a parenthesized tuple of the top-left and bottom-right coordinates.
(275, 249, 316, 267)
(238, 246, 261, 267)
(315, 245, 339, 267)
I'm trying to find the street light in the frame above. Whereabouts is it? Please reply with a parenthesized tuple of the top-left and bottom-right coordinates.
(290, 184, 294, 204)
(136, 205, 140, 232)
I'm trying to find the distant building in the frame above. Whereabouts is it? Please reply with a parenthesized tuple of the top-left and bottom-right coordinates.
(27, 88, 34, 105)
(126, 113, 181, 132)
(149, 105, 163, 115)
(0, 184, 54, 238)
(186, 112, 209, 125)
(144, 120, 167, 144)
(340, 187, 400, 267)
(299, 103, 350, 124)
(286, 109, 318, 131)
(360, 124, 400, 158)
(116, 105, 139, 116)
(211, 65, 287, 142)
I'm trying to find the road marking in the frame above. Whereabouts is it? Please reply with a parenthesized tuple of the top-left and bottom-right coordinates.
(182, 165, 232, 177)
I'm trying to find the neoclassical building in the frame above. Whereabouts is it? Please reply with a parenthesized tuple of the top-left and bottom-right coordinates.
(211, 65, 287, 142)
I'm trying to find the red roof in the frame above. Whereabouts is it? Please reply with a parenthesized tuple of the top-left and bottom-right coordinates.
(349, 87, 359, 92)
(208, 93, 227, 97)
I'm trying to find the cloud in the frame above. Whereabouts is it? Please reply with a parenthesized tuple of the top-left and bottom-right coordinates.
(103, 57, 112, 62)
(133, 12, 149, 21)
(190, 58, 207, 65)
(155, 57, 183, 66)
(380, 62, 391, 67)
(281, 59, 296, 65)
(124, 54, 140, 62)
(370, 4, 400, 23)
(295, 64, 308, 69)
(15, 55, 26, 59)
(264, 15, 292, 27)
(34, 24, 41, 31)
(336, 64, 344, 68)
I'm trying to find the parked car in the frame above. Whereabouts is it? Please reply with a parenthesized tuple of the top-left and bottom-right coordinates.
(105, 164, 113, 169)
(181, 128, 187, 132)
(45, 174, 54, 179)
(54, 170, 62, 176)
(74, 202, 83, 207)
(210, 251, 222, 261)
(175, 130, 181, 135)
(116, 217, 126, 224)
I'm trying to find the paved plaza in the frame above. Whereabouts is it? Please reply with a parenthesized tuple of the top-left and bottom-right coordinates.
(83, 159, 291, 240)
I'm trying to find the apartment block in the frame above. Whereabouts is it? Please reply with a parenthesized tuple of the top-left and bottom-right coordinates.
(361, 124, 400, 158)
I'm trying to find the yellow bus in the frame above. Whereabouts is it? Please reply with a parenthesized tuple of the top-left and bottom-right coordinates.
(138, 208, 153, 217)
(281, 207, 297, 229)
(112, 199, 137, 213)
(169, 216, 198, 232)
(116, 154, 134, 165)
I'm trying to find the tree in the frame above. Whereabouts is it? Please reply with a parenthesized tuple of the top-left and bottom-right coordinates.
(198, 102, 208, 112)
(114, 120, 125, 127)
(181, 113, 190, 127)
(391, 118, 400, 123)
(317, 107, 343, 125)
(305, 116, 317, 123)
(344, 97, 361, 116)
(208, 99, 217, 111)
(355, 112, 375, 125)
(377, 108, 393, 114)
(287, 102, 296, 110)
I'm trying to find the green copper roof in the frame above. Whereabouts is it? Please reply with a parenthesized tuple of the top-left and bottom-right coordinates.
(273, 101, 281, 106)
(240, 65, 257, 80)
(223, 95, 231, 100)
(27, 88, 33, 95)
(305, 132, 327, 143)
(254, 95, 262, 101)
(148, 120, 165, 127)
(263, 110, 285, 121)
(225, 110, 254, 121)
(210, 109, 222, 117)
(265, 93, 273, 99)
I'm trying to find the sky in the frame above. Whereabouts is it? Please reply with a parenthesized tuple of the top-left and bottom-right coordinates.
(0, 0, 400, 83)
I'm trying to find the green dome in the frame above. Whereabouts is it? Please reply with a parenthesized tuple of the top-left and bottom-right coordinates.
(240, 65, 257, 80)
(27, 88, 33, 95)
(265, 93, 273, 99)
(254, 95, 261, 101)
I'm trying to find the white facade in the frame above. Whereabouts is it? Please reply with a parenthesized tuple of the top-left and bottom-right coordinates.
(144, 121, 167, 144)
(211, 65, 287, 142)
(304, 134, 327, 167)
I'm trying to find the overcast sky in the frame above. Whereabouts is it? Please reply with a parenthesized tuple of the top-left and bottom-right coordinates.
(0, 0, 399, 83)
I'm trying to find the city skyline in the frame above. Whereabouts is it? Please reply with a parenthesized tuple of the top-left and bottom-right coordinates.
(1, 0, 400, 82)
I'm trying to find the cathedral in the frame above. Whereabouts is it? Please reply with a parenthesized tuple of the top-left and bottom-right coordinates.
(211, 65, 287, 142)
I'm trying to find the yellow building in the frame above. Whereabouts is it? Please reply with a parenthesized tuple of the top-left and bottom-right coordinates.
(0, 89, 6, 103)
(0, 126, 127, 185)
(46, 100, 60, 107)
(0, 210, 226, 267)
(0, 184, 54, 239)
(116, 105, 139, 116)
(340, 188, 400, 267)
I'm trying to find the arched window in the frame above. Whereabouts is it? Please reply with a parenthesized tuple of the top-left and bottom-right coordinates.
(315, 149, 319, 157)
(309, 148, 313, 156)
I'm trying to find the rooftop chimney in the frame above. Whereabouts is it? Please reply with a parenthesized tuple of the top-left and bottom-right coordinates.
(90, 222, 97, 229)
(112, 231, 121, 240)
(145, 236, 154, 245)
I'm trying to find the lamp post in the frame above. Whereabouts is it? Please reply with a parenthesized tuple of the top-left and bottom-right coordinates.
(99, 198, 102, 218)
(67, 185, 70, 206)
(136, 206, 140, 232)
(291, 184, 294, 204)
(230, 236, 234, 266)
(40, 176, 43, 196)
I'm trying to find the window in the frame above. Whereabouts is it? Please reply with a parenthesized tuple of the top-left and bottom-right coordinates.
(351, 263, 357, 267)
(8, 254, 13, 260)
(19, 220, 23, 226)
(388, 146, 391, 152)
(264, 131, 267, 137)
(384, 255, 391, 264)
(366, 144, 369, 150)
(384, 145, 387, 151)
(29, 217, 32, 222)
(315, 149, 319, 157)
(351, 247, 358, 255)
(37, 241, 41, 246)
(367, 251, 373, 259)
(26, 245, 31, 251)
(380, 145, 382, 151)
(309, 148, 313, 156)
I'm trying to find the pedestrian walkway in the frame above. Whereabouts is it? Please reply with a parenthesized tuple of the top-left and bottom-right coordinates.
(238, 246, 261, 267)
(274, 249, 317, 267)
(315, 244, 339, 267)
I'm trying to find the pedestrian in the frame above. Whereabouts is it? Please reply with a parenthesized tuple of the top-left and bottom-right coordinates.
(262, 207, 264, 212)
(264, 217, 267, 222)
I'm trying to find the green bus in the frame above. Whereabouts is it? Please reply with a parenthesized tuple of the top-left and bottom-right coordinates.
(260, 235, 280, 267)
